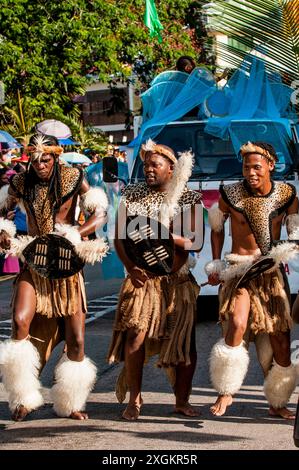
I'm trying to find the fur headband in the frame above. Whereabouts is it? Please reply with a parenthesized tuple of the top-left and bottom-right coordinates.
(27, 135, 63, 161)
(140, 138, 177, 164)
(240, 142, 278, 163)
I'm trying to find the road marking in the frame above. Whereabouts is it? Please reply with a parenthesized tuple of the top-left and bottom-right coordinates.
(85, 295, 118, 324)
(0, 294, 118, 338)
(0, 319, 12, 339)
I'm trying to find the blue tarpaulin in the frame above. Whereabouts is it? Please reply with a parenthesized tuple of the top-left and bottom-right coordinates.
(132, 55, 297, 159)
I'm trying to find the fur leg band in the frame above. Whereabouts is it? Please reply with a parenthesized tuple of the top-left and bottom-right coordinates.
(51, 354, 97, 417)
(209, 338, 249, 395)
(264, 360, 296, 408)
(0, 339, 43, 412)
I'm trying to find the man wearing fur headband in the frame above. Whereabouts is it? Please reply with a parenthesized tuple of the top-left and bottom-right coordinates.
(206, 141, 299, 419)
(0, 134, 108, 421)
(107, 139, 203, 420)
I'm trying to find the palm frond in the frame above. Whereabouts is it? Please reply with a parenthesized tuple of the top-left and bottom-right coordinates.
(209, 0, 299, 83)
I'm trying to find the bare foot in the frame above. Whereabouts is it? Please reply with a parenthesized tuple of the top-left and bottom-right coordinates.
(70, 411, 89, 420)
(12, 404, 30, 422)
(122, 399, 143, 421)
(174, 402, 200, 417)
(210, 395, 233, 416)
(269, 406, 295, 420)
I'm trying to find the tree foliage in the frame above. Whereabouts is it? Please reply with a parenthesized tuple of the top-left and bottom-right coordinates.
(0, 0, 200, 123)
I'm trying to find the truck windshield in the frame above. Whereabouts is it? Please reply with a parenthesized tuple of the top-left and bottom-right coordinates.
(131, 121, 295, 181)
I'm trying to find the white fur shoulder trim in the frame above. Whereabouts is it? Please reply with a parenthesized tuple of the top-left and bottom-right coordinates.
(81, 187, 108, 214)
(208, 204, 225, 232)
(0, 217, 16, 238)
(0, 185, 9, 211)
(161, 150, 193, 226)
(286, 213, 299, 240)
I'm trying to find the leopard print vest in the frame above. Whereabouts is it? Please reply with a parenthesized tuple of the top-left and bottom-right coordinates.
(220, 180, 296, 254)
(121, 182, 202, 220)
(11, 166, 83, 235)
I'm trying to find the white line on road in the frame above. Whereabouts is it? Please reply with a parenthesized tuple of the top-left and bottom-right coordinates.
(0, 296, 118, 336)
(85, 306, 116, 323)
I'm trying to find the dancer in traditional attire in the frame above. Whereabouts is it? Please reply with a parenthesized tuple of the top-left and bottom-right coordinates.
(107, 139, 203, 420)
(206, 141, 299, 418)
(0, 134, 108, 421)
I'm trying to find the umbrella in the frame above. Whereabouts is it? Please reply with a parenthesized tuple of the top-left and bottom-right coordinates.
(58, 137, 80, 146)
(36, 119, 72, 138)
(0, 130, 21, 149)
(60, 152, 92, 165)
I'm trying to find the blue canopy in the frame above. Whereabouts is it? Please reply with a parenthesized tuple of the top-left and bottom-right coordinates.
(132, 55, 297, 158)
(133, 67, 216, 155)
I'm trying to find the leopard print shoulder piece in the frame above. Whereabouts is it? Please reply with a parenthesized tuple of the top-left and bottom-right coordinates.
(60, 166, 83, 202)
(10, 166, 83, 201)
(121, 183, 202, 219)
(10, 173, 25, 198)
(220, 180, 296, 254)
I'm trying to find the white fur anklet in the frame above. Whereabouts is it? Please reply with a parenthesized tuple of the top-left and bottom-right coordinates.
(51, 354, 97, 417)
(0, 338, 43, 412)
(264, 360, 297, 408)
(209, 338, 249, 395)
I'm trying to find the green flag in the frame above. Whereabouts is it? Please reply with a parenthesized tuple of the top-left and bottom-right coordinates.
(144, 0, 163, 43)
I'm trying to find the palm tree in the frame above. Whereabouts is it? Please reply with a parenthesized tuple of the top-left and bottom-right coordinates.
(1, 91, 38, 145)
(204, 0, 299, 83)
(63, 114, 107, 154)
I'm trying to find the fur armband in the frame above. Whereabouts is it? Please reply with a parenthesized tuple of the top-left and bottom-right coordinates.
(80, 188, 108, 215)
(204, 259, 225, 276)
(208, 204, 225, 232)
(54, 223, 82, 246)
(0, 217, 16, 238)
(286, 213, 299, 240)
(9, 235, 35, 261)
